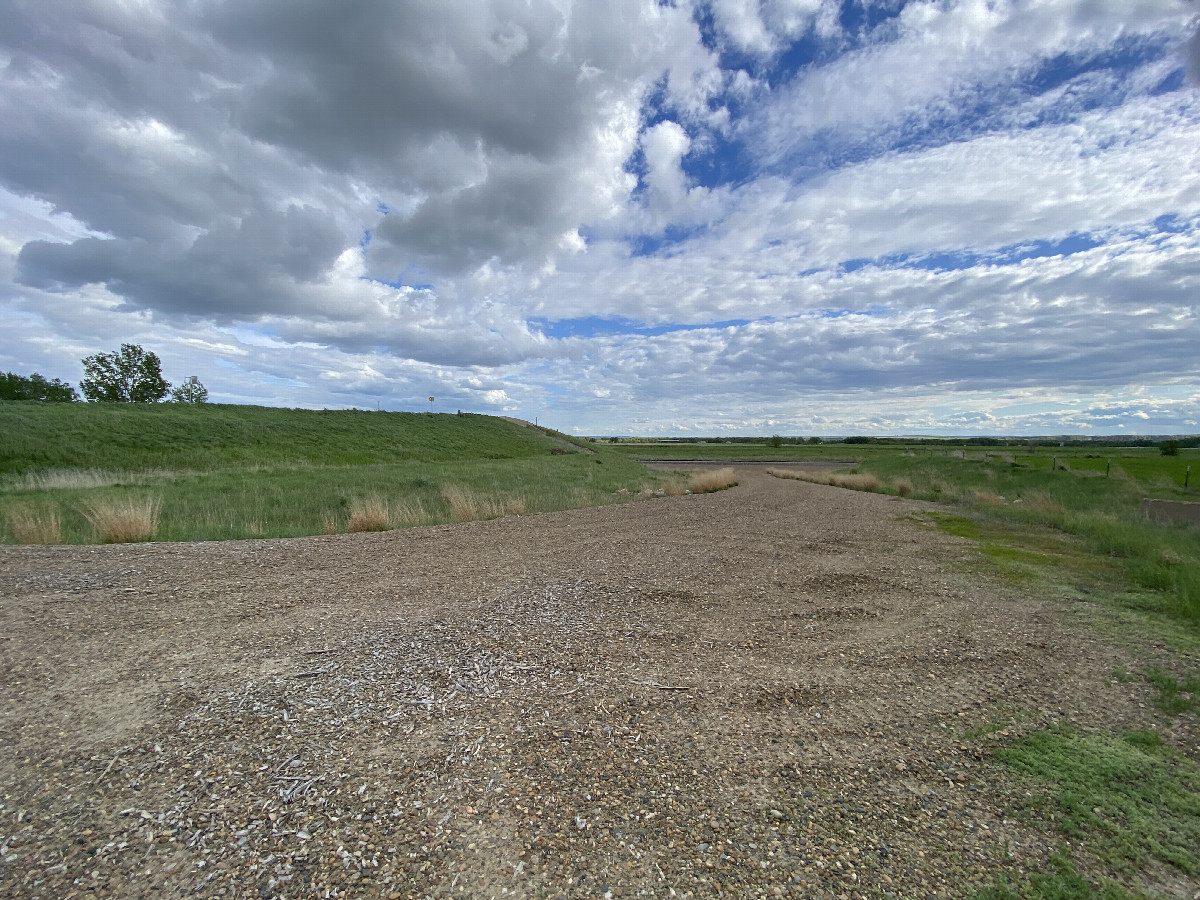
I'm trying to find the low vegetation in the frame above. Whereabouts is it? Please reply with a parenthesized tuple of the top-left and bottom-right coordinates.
(82, 496, 160, 543)
(0, 404, 676, 543)
(686, 466, 738, 493)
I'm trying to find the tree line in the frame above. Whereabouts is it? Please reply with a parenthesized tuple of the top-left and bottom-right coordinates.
(1, 344, 208, 403)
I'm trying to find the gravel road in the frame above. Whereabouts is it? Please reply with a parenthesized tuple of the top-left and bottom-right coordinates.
(0, 467, 1187, 899)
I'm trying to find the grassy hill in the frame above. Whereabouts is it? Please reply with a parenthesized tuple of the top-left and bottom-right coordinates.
(0, 403, 671, 544)
(0, 402, 579, 473)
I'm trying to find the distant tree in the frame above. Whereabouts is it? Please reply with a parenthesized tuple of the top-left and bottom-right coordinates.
(768, 434, 783, 448)
(170, 377, 209, 404)
(806, 436, 821, 445)
(80, 344, 170, 402)
(0, 371, 78, 402)
(1160, 439, 1181, 457)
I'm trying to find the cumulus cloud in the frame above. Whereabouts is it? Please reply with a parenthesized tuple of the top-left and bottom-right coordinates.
(1, 0, 1198, 434)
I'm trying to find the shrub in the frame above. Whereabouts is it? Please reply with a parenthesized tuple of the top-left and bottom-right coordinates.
(894, 478, 914, 497)
(7, 506, 62, 544)
(83, 497, 160, 543)
(346, 495, 390, 532)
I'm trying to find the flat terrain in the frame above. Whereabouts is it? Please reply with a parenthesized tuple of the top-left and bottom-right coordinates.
(1, 468, 1192, 899)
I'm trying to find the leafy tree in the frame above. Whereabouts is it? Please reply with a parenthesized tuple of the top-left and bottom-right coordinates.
(768, 434, 783, 448)
(80, 344, 170, 402)
(1160, 439, 1180, 457)
(0, 371, 78, 401)
(170, 377, 209, 404)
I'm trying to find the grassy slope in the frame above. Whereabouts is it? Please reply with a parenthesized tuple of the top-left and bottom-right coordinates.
(0, 403, 667, 543)
(0, 402, 567, 472)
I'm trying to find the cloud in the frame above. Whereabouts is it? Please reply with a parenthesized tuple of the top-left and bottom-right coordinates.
(2, 0, 1198, 435)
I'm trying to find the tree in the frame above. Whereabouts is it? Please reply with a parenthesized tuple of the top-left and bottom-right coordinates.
(170, 377, 209, 404)
(768, 434, 783, 448)
(0, 372, 78, 401)
(1160, 439, 1181, 457)
(80, 344, 170, 402)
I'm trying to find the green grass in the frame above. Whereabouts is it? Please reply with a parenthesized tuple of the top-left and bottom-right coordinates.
(975, 727, 1200, 899)
(852, 454, 1200, 629)
(0, 403, 570, 472)
(0, 404, 674, 543)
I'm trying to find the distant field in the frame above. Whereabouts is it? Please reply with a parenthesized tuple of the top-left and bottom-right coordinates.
(0, 404, 676, 544)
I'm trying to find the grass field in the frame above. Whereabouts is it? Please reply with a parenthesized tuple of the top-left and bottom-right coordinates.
(0, 404, 678, 543)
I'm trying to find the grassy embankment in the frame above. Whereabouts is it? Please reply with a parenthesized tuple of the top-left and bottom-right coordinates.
(629, 438, 1200, 900)
(0, 403, 685, 544)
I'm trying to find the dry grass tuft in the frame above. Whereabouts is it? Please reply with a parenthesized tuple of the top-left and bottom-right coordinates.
(768, 467, 880, 493)
(766, 467, 830, 484)
(1021, 491, 1066, 517)
(320, 511, 341, 534)
(83, 497, 160, 543)
(7, 506, 62, 544)
(662, 481, 688, 497)
(442, 485, 509, 522)
(392, 499, 430, 527)
(687, 467, 738, 494)
(505, 497, 527, 516)
(894, 478, 914, 497)
(442, 484, 478, 522)
(828, 473, 880, 492)
(347, 496, 391, 533)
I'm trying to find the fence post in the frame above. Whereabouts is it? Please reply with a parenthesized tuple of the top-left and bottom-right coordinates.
(1106, 459, 1110, 477)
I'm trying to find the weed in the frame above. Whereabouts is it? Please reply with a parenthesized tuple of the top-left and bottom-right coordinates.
(994, 727, 1200, 876)
(505, 497, 527, 516)
(346, 495, 390, 533)
(442, 484, 480, 523)
(6, 505, 62, 544)
(320, 510, 340, 534)
(83, 497, 160, 543)
(391, 499, 430, 527)
(687, 467, 738, 494)
(894, 478, 914, 496)
(1144, 667, 1199, 715)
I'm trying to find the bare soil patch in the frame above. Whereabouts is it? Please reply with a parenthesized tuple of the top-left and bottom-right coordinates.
(0, 468, 1187, 899)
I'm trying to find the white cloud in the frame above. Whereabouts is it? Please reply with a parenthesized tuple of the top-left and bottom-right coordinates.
(1, 0, 1198, 435)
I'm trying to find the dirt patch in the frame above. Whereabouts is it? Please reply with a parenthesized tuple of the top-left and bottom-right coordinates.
(0, 469, 1191, 899)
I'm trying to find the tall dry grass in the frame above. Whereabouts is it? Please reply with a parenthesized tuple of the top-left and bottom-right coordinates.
(687, 467, 738, 494)
(766, 467, 880, 492)
(6, 506, 62, 544)
(83, 497, 160, 543)
(346, 495, 391, 533)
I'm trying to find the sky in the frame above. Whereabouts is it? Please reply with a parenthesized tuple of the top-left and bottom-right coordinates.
(2, 0, 1199, 437)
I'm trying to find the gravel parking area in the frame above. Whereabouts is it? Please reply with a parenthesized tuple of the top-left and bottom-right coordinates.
(0, 467, 1181, 899)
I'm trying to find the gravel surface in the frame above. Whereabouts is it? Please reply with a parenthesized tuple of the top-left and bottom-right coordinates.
(1, 467, 1191, 899)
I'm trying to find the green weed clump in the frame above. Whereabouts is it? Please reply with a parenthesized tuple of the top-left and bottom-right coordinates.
(981, 727, 1200, 897)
